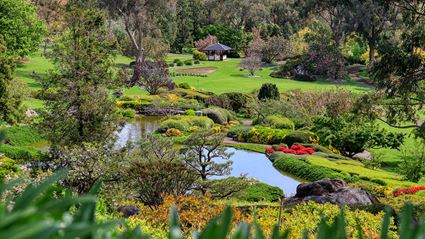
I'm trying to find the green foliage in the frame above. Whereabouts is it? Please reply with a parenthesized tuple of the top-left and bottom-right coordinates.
(178, 82, 191, 89)
(2, 126, 44, 146)
(203, 177, 250, 199)
(119, 109, 136, 118)
(158, 116, 214, 132)
(184, 109, 196, 116)
(184, 59, 193, 65)
(272, 154, 346, 181)
(0, 144, 45, 162)
(193, 50, 207, 61)
(1, 171, 425, 239)
(0, 0, 45, 57)
(259, 115, 295, 130)
(0, 157, 18, 182)
(202, 107, 235, 124)
(234, 182, 283, 202)
(219, 92, 252, 113)
(232, 126, 290, 145)
(199, 24, 250, 52)
(399, 141, 425, 182)
(311, 114, 404, 157)
(258, 83, 280, 101)
(39, 8, 120, 147)
(282, 131, 317, 146)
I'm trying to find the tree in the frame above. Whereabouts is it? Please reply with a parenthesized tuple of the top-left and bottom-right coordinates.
(127, 60, 175, 95)
(0, 38, 28, 124)
(240, 55, 262, 76)
(102, 0, 174, 64)
(125, 134, 197, 206)
(261, 36, 293, 63)
(199, 25, 250, 53)
(39, 8, 120, 147)
(194, 35, 218, 50)
(173, 0, 194, 52)
(258, 83, 280, 101)
(181, 130, 233, 193)
(0, 0, 45, 57)
(31, 0, 65, 56)
(345, 0, 399, 63)
(400, 141, 425, 182)
(311, 114, 404, 158)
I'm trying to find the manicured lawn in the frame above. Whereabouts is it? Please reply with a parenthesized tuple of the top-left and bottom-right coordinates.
(170, 59, 373, 94)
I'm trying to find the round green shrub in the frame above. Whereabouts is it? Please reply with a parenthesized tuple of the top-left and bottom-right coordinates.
(177, 62, 184, 66)
(235, 182, 284, 202)
(258, 83, 280, 101)
(282, 131, 318, 146)
(219, 92, 251, 113)
(184, 60, 193, 66)
(178, 82, 191, 89)
(194, 59, 200, 64)
(119, 109, 135, 118)
(173, 59, 182, 63)
(168, 63, 175, 67)
(201, 107, 234, 124)
(262, 115, 295, 130)
(0, 157, 19, 183)
(158, 116, 214, 133)
(192, 50, 207, 61)
(184, 109, 196, 116)
(158, 119, 188, 132)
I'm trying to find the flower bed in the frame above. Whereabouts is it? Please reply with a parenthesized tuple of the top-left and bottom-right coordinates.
(394, 186, 425, 197)
(265, 144, 315, 157)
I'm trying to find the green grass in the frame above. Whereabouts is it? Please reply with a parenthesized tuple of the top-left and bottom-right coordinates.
(306, 156, 416, 187)
(225, 143, 268, 153)
(170, 59, 372, 94)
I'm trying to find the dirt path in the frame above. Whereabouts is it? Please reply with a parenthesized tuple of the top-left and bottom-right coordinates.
(176, 67, 217, 74)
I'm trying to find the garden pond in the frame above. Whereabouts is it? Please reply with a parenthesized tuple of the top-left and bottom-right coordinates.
(116, 116, 302, 195)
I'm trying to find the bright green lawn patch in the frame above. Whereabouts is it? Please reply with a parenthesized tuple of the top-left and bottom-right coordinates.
(225, 143, 268, 153)
(171, 59, 372, 94)
(1, 126, 44, 146)
(306, 156, 416, 187)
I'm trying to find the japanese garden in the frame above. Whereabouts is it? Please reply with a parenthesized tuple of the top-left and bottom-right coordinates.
(0, 0, 425, 238)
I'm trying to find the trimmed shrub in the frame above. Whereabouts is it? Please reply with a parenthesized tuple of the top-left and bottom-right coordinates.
(234, 182, 283, 202)
(272, 153, 346, 181)
(184, 109, 196, 116)
(258, 83, 280, 100)
(168, 63, 175, 67)
(173, 59, 182, 63)
(176, 61, 184, 66)
(0, 157, 19, 183)
(230, 126, 291, 145)
(166, 128, 183, 137)
(178, 82, 191, 89)
(194, 60, 200, 64)
(119, 109, 135, 118)
(158, 116, 214, 132)
(184, 60, 193, 66)
(192, 50, 207, 61)
(201, 107, 235, 124)
(0, 144, 45, 162)
(260, 115, 295, 130)
(282, 131, 318, 146)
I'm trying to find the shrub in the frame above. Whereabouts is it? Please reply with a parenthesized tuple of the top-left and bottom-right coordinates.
(119, 109, 135, 118)
(282, 131, 318, 146)
(260, 115, 295, 130)
(158, 116, 214, 132)
(394, 186, 425, 197)
(219, 92, 251, 112)
(258, 83, 280, 101)
(178, 82, 191, 89)
(192, 50, 207, 61)
(166, 128, 183, 137)
(173, 59, 182, 63)
(0, 144, 45, 162)
(232, 126, 291, 145)
(184, 109, 196, 116)
(194, 59, 200, 64)
(234, 182, 283, 202)
(272, 154, 346, 181)
(176, 61, 184, 66)
(201, 107, 234, 124)
(184, 60, 193, 65)
(168, 63, 175, 67)
(0, 157, 19, 183)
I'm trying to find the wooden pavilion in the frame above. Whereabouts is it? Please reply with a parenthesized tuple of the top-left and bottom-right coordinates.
(202, 43, 232, 61)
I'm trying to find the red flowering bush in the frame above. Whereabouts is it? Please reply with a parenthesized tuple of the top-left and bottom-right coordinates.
(265, 144, 314, 157)
(393, 186, 425, 197)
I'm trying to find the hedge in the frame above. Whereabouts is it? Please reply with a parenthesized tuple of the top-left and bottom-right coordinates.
(0, 144, 45, 162)
(201, 107, 235, 124)
(271, 153, 346, 181)
(158, 116, 214, 133)
(2, 126, 44, 146)
(234, 182, 283, 202)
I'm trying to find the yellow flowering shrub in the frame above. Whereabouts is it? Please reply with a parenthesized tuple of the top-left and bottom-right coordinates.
(165, 128, 182, 137)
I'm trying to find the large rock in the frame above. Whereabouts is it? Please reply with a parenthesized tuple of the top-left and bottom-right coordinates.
(285, 179, 379, 206)
(117, 206, 140, 217)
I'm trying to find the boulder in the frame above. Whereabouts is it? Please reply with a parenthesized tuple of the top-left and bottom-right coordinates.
(285, 179, 379, 206)
(117, 206, 140, 217)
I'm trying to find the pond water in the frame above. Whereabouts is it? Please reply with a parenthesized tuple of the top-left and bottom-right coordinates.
(116, 116, 301, 195)
(215, 148, 301, 196)
(115, 116, 162, 147)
